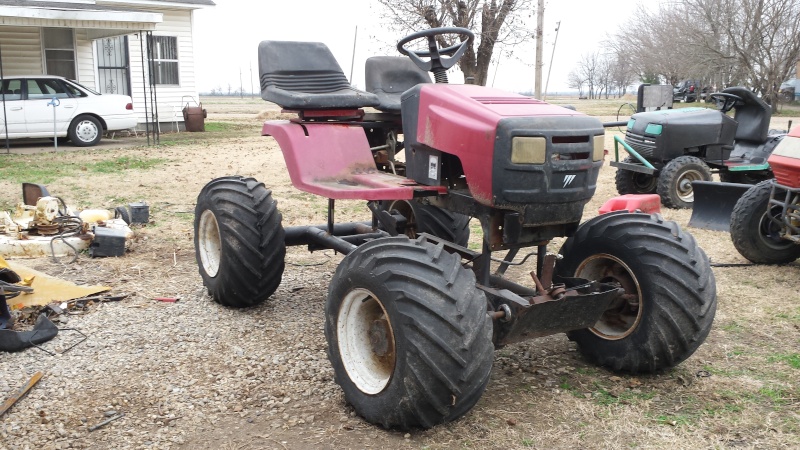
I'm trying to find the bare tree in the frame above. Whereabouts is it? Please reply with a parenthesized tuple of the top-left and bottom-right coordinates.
(606, 0, 800, 110)
(376, 0, 535, 86)
(567, 69, 586, 98)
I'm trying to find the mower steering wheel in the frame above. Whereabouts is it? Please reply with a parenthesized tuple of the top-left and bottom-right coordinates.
(709, 92, 744, 113)
(397, 27, 475, 73)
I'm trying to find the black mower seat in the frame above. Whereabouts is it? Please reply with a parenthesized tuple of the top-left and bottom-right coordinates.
(258, 40, 379, 110)
(724, 86, 771, 144)
(365, 56, 431, 112)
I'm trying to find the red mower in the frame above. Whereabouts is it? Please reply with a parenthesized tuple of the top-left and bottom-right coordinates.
(193, 28, 717, 429)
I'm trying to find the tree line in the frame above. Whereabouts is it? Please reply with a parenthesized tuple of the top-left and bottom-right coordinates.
(570, 0, 800, 107)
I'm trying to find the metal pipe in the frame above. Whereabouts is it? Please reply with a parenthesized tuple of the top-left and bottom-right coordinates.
(303, 227, 357, 255)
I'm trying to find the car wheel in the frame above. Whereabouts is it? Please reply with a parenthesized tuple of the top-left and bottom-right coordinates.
(68, 115, 102, 147)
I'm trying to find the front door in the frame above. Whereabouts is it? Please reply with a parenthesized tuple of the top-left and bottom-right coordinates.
(23, 78, 77, 134)
(0, 79, 27, 136)
(96, 36, 131, 96)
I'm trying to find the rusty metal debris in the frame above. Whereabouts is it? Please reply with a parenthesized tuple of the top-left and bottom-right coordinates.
(0, 371, 43, 417)
(88, 412, 125, 432)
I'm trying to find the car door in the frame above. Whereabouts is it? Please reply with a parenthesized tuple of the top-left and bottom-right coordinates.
(23, 78, 78, 135)
(0, 79, 27, 136)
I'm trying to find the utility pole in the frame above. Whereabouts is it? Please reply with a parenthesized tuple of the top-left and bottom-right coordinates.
(543, 21, 561, 101)
(349, 26, 358, 85)
(239, 67, 243, 99)
(534, 0, 544, 99)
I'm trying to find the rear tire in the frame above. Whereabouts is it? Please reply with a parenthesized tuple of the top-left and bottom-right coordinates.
(555, 212, 716, 373)
(326, 237, 493, 429)
(381, 200, 470, 247)
(658, 156, 712, 209)
(68, 115, 102, 147)
(194, 176, 286, 308)
(730, 181, 800, 264)
(615, 157, 658, 195)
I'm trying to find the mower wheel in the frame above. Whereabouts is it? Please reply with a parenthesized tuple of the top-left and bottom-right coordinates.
(194, 176, 285, 308)
(555, 212, 716, 373)
(614, 157, 658, 195)
(731, 181, 800, 264)
(658, 156, 712, 208)
(381, 200, 470, 247)
(326, 236, 493, 429)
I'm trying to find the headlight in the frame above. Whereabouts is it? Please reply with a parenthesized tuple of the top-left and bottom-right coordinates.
(511, 136, 547, 164)
(593, 135, 605, 161)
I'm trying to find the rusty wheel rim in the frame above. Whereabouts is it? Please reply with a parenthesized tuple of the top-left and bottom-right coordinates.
(676, 168, 704, 203)
(575, 254, 643, 340)
(197, 209, 222, 277)
(337, 288, 396, 394)
(386, 200, 418, 239)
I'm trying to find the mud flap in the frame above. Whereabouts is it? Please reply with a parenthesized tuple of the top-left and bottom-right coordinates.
(688, 181, 752, 231)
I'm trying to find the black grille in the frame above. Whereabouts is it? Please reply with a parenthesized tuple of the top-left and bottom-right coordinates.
(624, 131, 656, 158)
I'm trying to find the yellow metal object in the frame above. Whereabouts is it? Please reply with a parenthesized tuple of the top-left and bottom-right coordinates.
(0, 255, 9, 270)
(593, 135, 605, 161)
(79, 209, 113, 223)
(511, 136, 547, 164)
(4, 260, 109, 310)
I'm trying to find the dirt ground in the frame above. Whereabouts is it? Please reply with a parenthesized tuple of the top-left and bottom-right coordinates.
(0, 97, 798, 449)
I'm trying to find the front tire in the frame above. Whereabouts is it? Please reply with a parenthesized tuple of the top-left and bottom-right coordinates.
(658, 156, 712, 208)
(615, 157, 658, 195)
(555, 212, 716, 373)
(730, 181, 800, 264)
(326, 237, 493, 429)
(194, 176, 286, 308)
(68, 115, 102, 147)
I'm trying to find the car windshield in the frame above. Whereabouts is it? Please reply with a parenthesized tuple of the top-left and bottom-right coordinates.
(66, 79, 100, 95)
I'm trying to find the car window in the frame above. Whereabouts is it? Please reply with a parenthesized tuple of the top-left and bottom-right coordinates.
(26, 79, 70, 100)
(63, 81, 87, 98)
(0, 79, 22, 101)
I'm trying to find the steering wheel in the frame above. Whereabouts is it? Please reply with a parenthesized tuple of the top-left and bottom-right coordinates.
(397, 27, 475, 74)
(709, 92, 744, 113)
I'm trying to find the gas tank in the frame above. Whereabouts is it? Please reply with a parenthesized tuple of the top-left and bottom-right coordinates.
(768, 125, 800, 188)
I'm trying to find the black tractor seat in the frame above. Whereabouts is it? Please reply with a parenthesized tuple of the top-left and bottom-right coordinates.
(365, 56, 431, 113)
(258, 40, 379, 110)
(723, 86, 772, 144)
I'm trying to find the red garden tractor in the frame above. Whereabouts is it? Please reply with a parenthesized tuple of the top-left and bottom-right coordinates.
(193, 28, 717, 430)
(729, 125, 800, 264)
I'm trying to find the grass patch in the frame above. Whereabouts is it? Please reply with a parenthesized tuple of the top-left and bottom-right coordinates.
(91, 156, 165, 173)
(768, 353, 800, 369)
(204, 121, 235, 132)
(593, 386, 655, 406)
(0, 154, 166, 185)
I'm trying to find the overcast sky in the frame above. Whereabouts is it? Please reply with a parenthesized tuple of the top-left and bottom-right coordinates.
(193, 0, 645, 95)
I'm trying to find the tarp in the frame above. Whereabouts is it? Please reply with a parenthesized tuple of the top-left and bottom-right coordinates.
(1, 258, 109, 310)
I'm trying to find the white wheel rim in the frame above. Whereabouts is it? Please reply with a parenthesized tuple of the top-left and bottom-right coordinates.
(76, 119, 99, 143)
(198, 209, 221, 277)
(337, 288, 396, 395)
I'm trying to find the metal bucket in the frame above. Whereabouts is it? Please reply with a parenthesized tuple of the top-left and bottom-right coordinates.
(182, 103, 207, 132)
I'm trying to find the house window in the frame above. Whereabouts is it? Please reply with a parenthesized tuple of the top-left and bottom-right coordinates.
(43, 28, 76, 80)
(148, 35, 179, 85)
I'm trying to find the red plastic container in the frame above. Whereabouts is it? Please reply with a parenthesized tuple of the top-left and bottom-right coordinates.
(769, 125, 800, 188)
(598, 194, 661, 215)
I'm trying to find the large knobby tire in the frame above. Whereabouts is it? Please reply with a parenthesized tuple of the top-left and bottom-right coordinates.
(68, 115, 102, 147)
(325, 237, 493, 430)
(657, 156, 712, 209)
(615, 157, 658, 195)
(194, 176, 286, 308)
(555, 212, 717, 373)
(381, 199, 470, 247)
(730, 180, 800, 264)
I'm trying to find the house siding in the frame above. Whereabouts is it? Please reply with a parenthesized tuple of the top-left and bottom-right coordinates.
(0, 26, 43, 75)
(128, 8, 198, 126)
(75, 28, 95, 86)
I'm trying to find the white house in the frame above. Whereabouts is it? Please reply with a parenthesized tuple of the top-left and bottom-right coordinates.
(0, 0, 214, 130)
